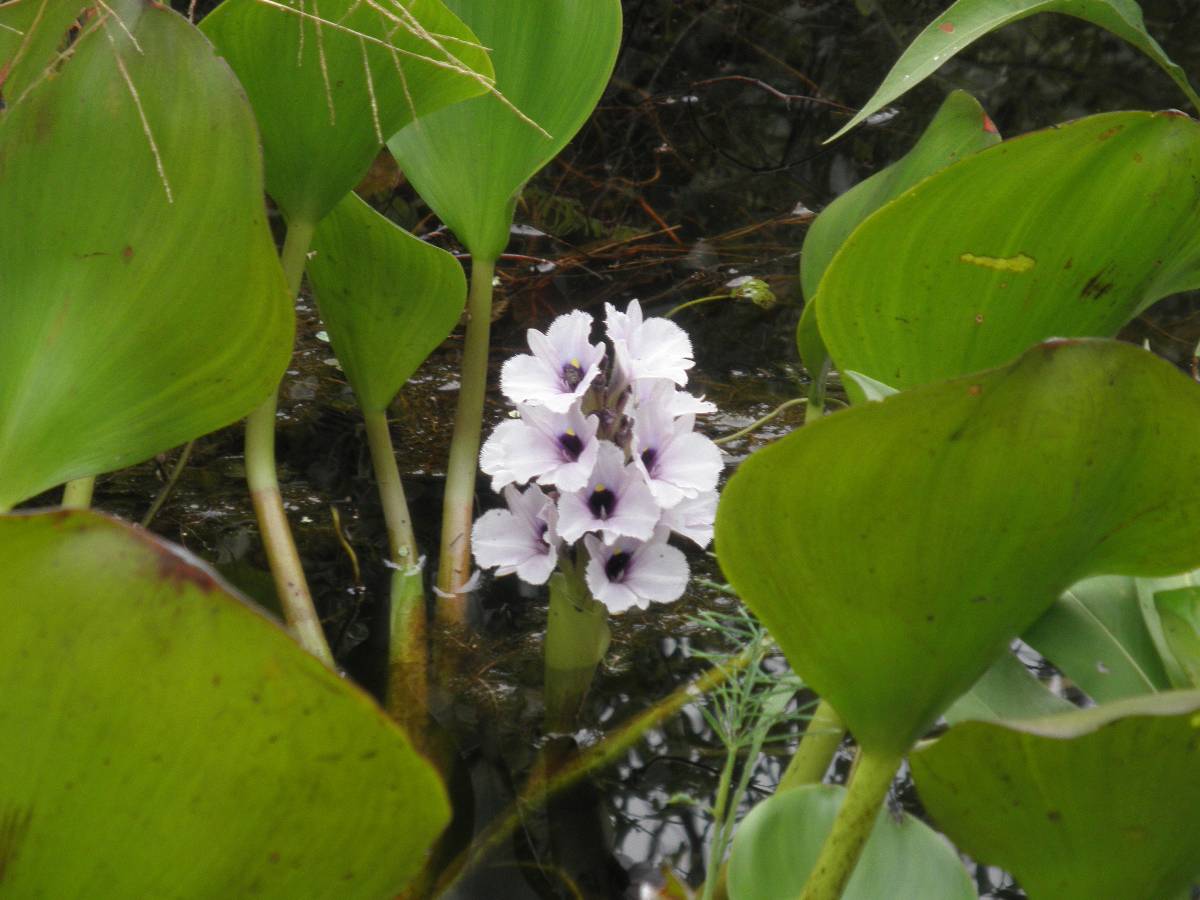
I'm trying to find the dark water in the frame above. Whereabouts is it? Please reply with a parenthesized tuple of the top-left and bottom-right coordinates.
(61, 0, 1200, 896)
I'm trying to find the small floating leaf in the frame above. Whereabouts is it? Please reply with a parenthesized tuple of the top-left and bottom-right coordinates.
(727, 785, 975, 900)
(0, 510, 449, 896)
(828, 0, 1200, 142)
(716, 340, 1200, 756)
(912, 691, 1200, 900)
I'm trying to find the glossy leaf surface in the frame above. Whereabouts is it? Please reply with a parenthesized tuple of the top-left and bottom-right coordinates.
(1023, 575, 1170, 702)
(0, 0, 292, 511)
(818, 112, 1200, 391)
(716, 340, 1200, 755)
(387, 0, 622, 260)
(828, 0, 1199, 142)
(727, 784, 975, 900)
(0, 510, 449, 896)
(912, 691, 1200, 900)
(201, 0, 493, 224)
(1137, 569, 1200, 688)
(798, 90, 998, 377)
(307, 193, 466, 411)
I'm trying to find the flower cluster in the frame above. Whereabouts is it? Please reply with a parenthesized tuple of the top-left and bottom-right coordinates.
(472, 301, 722, 614)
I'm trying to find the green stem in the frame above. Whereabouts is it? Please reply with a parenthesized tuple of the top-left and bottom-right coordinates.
(778, 698, 845, 792)
(436, 256, 496, 625)
(141, 440, 194, 528)
(363, 407, 428, 734)
(702, 750, 739, 900)
(245, 218, 334, 668)
(61, 476, 96, 509)
(798, 747, 900, 900)
(664, 293, 731, 319)
(544, 569, 610, 733)
(713, 398, 807, 446)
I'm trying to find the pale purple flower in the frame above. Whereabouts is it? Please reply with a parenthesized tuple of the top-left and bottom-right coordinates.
(557, 442, 661, 545)
(606, 299, 694, 386)
(500, 310, 606, 413)
(633, 378, 716, 416)
(631, 382, 723, 508)
(583, 529, 689, 613)
(479, 403, 600, 492)
(660, 490, 717, 548)
(472, 484, 560, 585)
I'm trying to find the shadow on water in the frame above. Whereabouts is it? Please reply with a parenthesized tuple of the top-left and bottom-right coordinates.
(43, 0, 1200, 896)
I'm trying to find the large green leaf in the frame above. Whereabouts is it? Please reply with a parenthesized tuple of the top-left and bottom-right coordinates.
(801, 90, 999, 302)
(0, 510, 449, 896)
(715, 340, 1200, 756)
(798, 90, 999, 377)
(828, 0, 1200, 142)
(0, 0, 292, 511)
(387, 0, 622, 260)
(911, 691, 1200, 900)
(727, 785, 975, 900)
(1023, 575, 1170, 702)
(817, 111, 1200, 392)
(307, 192, 466, 411)
(201, 0, 493, 225)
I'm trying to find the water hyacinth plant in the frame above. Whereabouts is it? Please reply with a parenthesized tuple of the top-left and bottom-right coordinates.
(473, 300, 723, 615)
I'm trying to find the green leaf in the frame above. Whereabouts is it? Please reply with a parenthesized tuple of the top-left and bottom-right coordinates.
(945, 651, 1074, 725)
(715, 340, 1200, 756)
(0, 0, 90, 103)
(0, 0, 292, 511)
(797, 90, 998, 379)
(818, 111, 1200, 391)
(1023, 575, 1170, 702)
(1136, 570, 1200, 688)
(828, 0, 1200, 143)
(1153, 587, 1200, 687)
(842, 370, 899, 403)
(801, 90, 999, 301)
(727, 785, 975, 900)
(201, 0, 494, 225)
(911, 691, 1200, 900)
(0, 510, 449, 896)
(387, 0, 623, 260)
(307, 192, 466, 411)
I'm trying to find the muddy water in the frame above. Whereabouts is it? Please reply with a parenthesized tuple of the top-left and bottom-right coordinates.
(66, 0, 1200, 896)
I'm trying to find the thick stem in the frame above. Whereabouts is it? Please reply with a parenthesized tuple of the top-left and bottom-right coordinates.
(544, 570, 610, 733)
(61, 476, 96, 509)
(363, 408, 428, 735)
(778, 698, 845, 791)
(436, 256, 496, 625)
(245, 218, 334, 668)
(798, 748, 900, 900)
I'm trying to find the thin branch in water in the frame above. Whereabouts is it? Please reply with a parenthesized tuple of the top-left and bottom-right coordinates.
(141, 441, 195, 528)
(105, 23, 173, 204)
